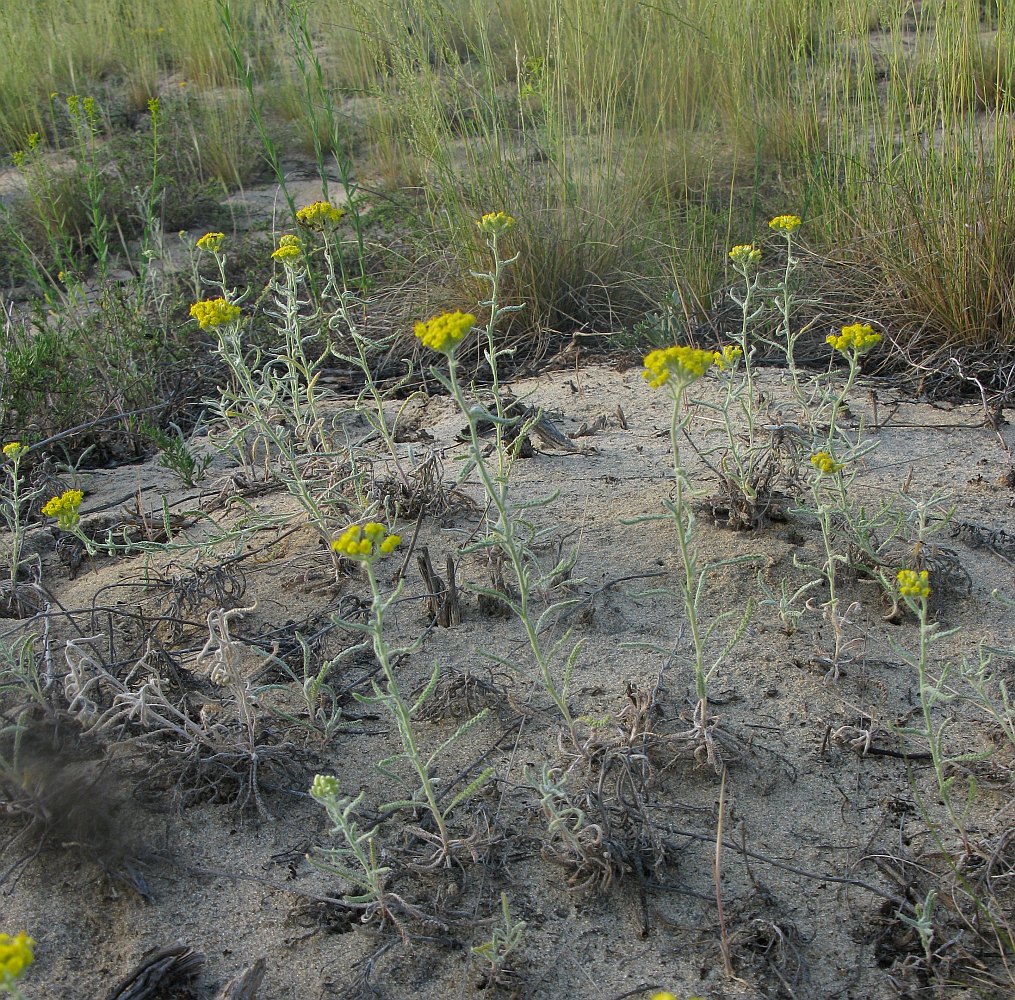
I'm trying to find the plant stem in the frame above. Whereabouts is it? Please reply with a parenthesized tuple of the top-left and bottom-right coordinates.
(363, 560, 451, 858)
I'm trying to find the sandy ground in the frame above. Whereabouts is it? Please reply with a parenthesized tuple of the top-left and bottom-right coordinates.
(2, 360, 1014, 1000)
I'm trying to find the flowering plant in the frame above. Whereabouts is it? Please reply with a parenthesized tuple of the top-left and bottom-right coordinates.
(476, 211, 516, 237)
(271, 233, 303, 263)
(642, 346, 714, 389)
(296, 200, 345, 230)
(768, 214, 801, 232)
(196, 231, 224, 253)
(41, 489, 84, 530)
(190, 297, 241, 330)
(332, 523, 401, 561)
(413, 311, 476, 355)
(728, 244, 761, 267)
(0, 931, 34, 996)
(827, 322, 881, 356)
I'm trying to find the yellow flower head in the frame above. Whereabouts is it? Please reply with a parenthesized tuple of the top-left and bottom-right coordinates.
(331, 522, 401, 562)
(827, 322, 881, 356)
(3, 442, 27, 461)
(190, 297, 241, 330)
(0, 931, 35, 983)
(713, 345, 743, 372)
(642, 346, 714, 389)
(271, 233, 303, 263)
(42, 489, 84, 530)
(729, 244, 761, 267)
(810, 451, 842, 476)
(897, 568, 931, 600)
(476, 211, 516, 236)
(296, 200, 345, 231)
(195, 231, 224, 253)
(310, 774, 339, 800)
(148, 97, 160, 118)
(650, 994, 678, 1000)
(769, 214, 802, 233)
(414, 311, 476, 354)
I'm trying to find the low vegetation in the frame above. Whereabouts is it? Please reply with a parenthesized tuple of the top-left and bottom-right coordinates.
(2, 2, 1014, 998)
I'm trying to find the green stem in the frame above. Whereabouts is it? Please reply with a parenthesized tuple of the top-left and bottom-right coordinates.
(668, 388, 707, 704)
(364, 560, 450, 855)
(321, 233, 408, 485)
(447, 352, 575, 742)
(4, 458, 25, 599)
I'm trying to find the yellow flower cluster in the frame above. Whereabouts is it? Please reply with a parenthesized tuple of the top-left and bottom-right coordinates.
(810, 451, 842, 475)
(332, 522, 401, 561)
(897, 568, 931, 600)
(827, 322, 881, 356)
(196, 231, 224, 253)
(3, 442, 27, 461)
(271, 234, 303, 263)
(476, 211, 516, 236)
(414, 311, 476, 354)
(0, 931, 34, 983)
(67, 95, 97, 126)
(11, 134, 40, 168)
(296, 200, 345, 230)
(713, 345, 743, 371)
(310, 774, 339, 799)
(642, 346, 714, 389)
(769, 214, 802, 233)
(190, 297, 241, 330)
(729, 244, 761, 266)
(42, 489, 84, 530)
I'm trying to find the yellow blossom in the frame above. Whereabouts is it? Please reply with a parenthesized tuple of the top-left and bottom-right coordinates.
(332, 522, 401, 561)
(414, 311, 476, 354)
(810, 451, 842, 475)
(0, 931, 35, 984)
(769, 214, 801, 233)
(42, 489, 84, 530)
(296, 200, 345, 230)
(826, 322, 881, 356)
(271, 233, 303, 263)
(642, 346, 714, 389)
(310, 774, 339, 800)
(650, 994, 678, 1000)
(195, 231, 224, 253)
(897, 569, 931, 600)
(3, 442, 27, 461)
(729, 244, 761, 266)
(476, 211, 516, 236)
(189, 297, 241, 330)
(713, 345, 743, 372)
